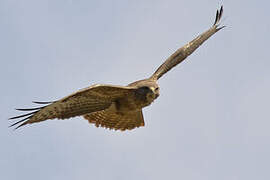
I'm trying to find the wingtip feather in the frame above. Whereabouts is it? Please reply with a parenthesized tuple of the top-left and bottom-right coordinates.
(213, 5, 224, 26)
(9, 111, 38, 120)
(32, 101, 55, 104)
(220, 6, 223, 17)
(9, 115, 33, 129)
(214, 9, 219, 25)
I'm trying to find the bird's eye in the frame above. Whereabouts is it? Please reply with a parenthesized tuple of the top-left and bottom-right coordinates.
(155, 87, 159, 91)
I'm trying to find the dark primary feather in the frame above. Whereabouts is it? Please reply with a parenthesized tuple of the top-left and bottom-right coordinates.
(214, 6, 223, 25)
(9, 115, 34, 129)
(9, 110, 39, 120)
(15, 106, 47, 111)
(9, 104, 49, 129)
(32, 101, 56, 104)
(9, 105, 49, 128)
(214, 10, 219, 25)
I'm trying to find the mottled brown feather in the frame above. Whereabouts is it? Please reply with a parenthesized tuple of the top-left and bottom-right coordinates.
(83, 110, 144, 131)
(10, 85, 136, 129)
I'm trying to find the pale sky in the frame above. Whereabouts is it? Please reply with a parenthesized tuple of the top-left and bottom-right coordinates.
(1, 0, 270, 180)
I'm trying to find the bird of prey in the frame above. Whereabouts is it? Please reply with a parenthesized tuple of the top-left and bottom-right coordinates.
(10, 6, 225, 131)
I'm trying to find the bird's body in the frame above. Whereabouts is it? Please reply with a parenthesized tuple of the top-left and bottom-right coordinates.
(10, 6, 225, 131)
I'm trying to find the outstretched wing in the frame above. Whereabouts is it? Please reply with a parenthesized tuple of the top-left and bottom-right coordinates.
(9, 84, 136, 129)
(84, 110, 144, 131)
(151, 6, 225, 80)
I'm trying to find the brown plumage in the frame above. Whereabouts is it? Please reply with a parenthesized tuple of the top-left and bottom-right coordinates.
(84, 110, 144, 131)
(10, 6, 225, 131)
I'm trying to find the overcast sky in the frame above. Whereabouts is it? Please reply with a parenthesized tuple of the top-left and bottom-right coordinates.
(1, 0, 270, 180)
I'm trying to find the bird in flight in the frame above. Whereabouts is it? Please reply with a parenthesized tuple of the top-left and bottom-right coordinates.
(10, 6, 225, 131)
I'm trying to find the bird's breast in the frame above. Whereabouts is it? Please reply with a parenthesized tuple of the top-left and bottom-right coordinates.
(115, 93, 155, 112)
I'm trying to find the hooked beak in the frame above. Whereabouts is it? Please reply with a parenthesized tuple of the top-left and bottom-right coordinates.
(150, 87, 159, 99)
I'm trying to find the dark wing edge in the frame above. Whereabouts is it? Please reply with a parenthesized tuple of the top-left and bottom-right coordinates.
(150, 6, 225, 80)
(9, 102, 53, 129)
(9, 84, 136, 130)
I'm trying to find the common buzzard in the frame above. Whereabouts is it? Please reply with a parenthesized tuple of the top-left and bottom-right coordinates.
(10, 6, 225, 131)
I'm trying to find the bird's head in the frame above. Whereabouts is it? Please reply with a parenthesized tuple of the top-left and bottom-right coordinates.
(129, 79, 160, 105)
(135, 82, 160, 103)
(149, 85, 160, 100)
(137, 86, 159, 100)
